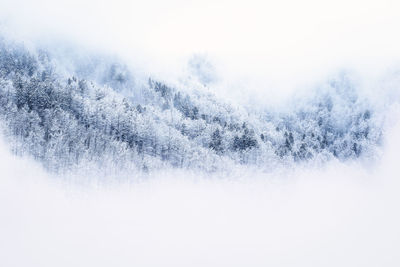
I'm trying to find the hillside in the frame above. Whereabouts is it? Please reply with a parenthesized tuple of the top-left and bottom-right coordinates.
(0, 37, 382, 173)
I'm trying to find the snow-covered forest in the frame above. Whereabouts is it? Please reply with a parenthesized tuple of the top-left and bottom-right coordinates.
(0, 37, 383, 173)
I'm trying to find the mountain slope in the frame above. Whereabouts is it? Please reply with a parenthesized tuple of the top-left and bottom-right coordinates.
(0, 37, 383, 173)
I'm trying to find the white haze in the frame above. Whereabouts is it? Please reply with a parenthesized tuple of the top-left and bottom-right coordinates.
(1, 0, 400, 104)
(1, 113, 400, 267)
(1, 0, 400, 266)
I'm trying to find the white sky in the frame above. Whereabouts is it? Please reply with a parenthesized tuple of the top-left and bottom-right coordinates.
(2, 1, 399, 60)
(1, 0, 400, 99)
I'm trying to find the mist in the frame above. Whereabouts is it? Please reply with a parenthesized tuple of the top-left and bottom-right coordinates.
(1, 0, 400, 266)
(1, 117, 400, 267)
(2, 0, 400, 104)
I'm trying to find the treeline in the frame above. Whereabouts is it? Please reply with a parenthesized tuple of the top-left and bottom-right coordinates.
(0, 38, 381, 173)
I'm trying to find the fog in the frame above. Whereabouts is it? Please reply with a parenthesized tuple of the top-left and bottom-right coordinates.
(2, 0, 400, 104)
(0, 114, 399, 267)
(1, 0, 400, 266)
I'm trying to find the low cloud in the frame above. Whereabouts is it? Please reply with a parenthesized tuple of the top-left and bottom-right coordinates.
(1, 120, 399, 267)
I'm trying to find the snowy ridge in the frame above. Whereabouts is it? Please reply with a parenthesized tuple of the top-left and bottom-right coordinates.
(0, 37, 385, 173)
